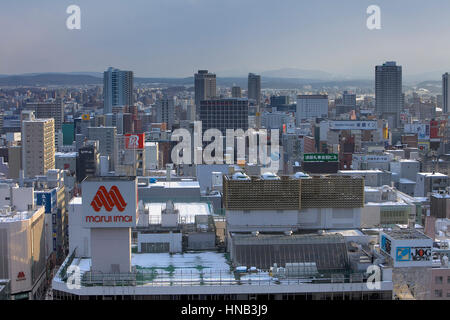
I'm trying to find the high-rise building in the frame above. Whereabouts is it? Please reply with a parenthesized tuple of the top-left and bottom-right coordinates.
(28, 101, 64, 131)
(156, 98, 175, 130)
(87, 127, 116, 169)
(231, 86, 242, 98)
(103, 67, 134, 114)
(296, 95, 329, 123)
(375, 61, 402, 127)
(442, 72, 449, 114)
(336, 91, 357, 116)
(76, 141, 99, 183)
(22, 118, 55, 178)
(199, 98, 249, 135)
(247, 73, 261, 106)
(194, 70, 216, 118)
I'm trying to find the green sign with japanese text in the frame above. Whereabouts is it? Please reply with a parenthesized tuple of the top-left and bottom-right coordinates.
(303, 153, 338, 162)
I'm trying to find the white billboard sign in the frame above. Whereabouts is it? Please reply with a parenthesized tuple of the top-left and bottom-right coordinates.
(82, 178, 137, 228)
(329, 121, 377, 130)
(404, 124, 430, 140)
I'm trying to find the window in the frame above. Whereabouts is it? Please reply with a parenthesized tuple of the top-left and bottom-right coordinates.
(448, 276, 450, 284)
(434, 290, 442, 298)
(435, 276, 443, 284)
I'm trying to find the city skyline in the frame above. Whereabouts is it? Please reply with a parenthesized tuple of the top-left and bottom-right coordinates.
(2, 0, 450, 79)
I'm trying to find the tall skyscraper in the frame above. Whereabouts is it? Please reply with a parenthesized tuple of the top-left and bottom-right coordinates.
(156, 97, 175, 130)
(442, 72, 449, 114)
(248, 73, 261, 106)
(231, 86, 242, 98)
(103, 67, 134, 114)
(22, 118, 55, 178)
(194, 70, 216, 118)
(375, 61, 402, 127)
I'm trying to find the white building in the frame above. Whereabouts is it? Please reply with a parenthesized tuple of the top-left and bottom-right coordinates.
(414, 173, 449, 197)
(0, 193, 47, 300)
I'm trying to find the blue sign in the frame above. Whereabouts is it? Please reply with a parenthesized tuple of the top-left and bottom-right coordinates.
(396, 247, 411, 262)
(35, 189, 57, 214)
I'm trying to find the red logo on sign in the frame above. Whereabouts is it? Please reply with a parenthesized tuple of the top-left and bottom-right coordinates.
(125, 133, 144, 149)
(90, 186, 127, 212)
(17, 271, 26, 281)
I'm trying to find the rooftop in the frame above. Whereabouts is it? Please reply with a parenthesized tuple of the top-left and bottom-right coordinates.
(0, 207, 41, 223)
(143, 202, 212, 225)
(417, 172, 448, 178)
(384, 229, 431, 240)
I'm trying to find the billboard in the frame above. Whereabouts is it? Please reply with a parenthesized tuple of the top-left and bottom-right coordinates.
(82, 178, 137, 228)
(329, 121, 377, 130)
(35, 189, 57, 214)
(302, 161, 339, 174)
(430, 120, 446, 140)
(125, 133, 145, 150)
(304, 153, 338, 162)
(404, 123, 430, 140)
(353, 155, 390, 163)
(380, 232, 433, 267)
(380, 235, 392, 254)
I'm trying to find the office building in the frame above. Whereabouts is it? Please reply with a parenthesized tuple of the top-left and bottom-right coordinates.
(248, 73, 261, 106)
(155, 98, 175, 130)
(296, 95, 328, 123)
(52, 176, 392, 300)
(22, 118, 55, 178)
(375, 61, 402, 127)
(0, 184, 47, 300)
(103, 67, 134, 114)
(28, 101, 64, 131)
(76, 141, 100, 183)
(194, 70, 216, 118)
(199, 98, 249, 135)
(114, 134, 145, 176)
(442, 73, 449, 114)
(231, 86, 242, 98)
(336, 91, 357, 116)
(87, 126, 116, 169)
(7, 146, 21, 179)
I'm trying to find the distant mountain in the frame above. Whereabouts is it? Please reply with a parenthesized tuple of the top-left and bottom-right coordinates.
(0, 72, 373, 90)
(404, 71, 446, 84)
(0, 73, 102, 86)
(261, 68, 335, 80)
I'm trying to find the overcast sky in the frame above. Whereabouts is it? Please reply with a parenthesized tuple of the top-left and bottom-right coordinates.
(1, 0, 450, 78)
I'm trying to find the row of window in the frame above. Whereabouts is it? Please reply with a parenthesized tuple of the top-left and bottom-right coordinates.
(434, 275, 450, 284)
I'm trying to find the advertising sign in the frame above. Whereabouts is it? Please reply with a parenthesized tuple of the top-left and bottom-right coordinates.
(35, 189, 57, 214)
(329, 121, 377, 130)
(353, 155, 390, 163)
(82, 178, 137, 228)
(125, 133, 145, 150)
(430, 120, 446, 140)
(396, 247, 411, 262)
(411, 247, 432, 261)
(404, 124, 430, 140)
(304, 153, 338, 162)
(381, 235, 391, 254)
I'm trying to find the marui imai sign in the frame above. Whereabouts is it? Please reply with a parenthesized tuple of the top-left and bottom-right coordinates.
(82, 178, 137, 228)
